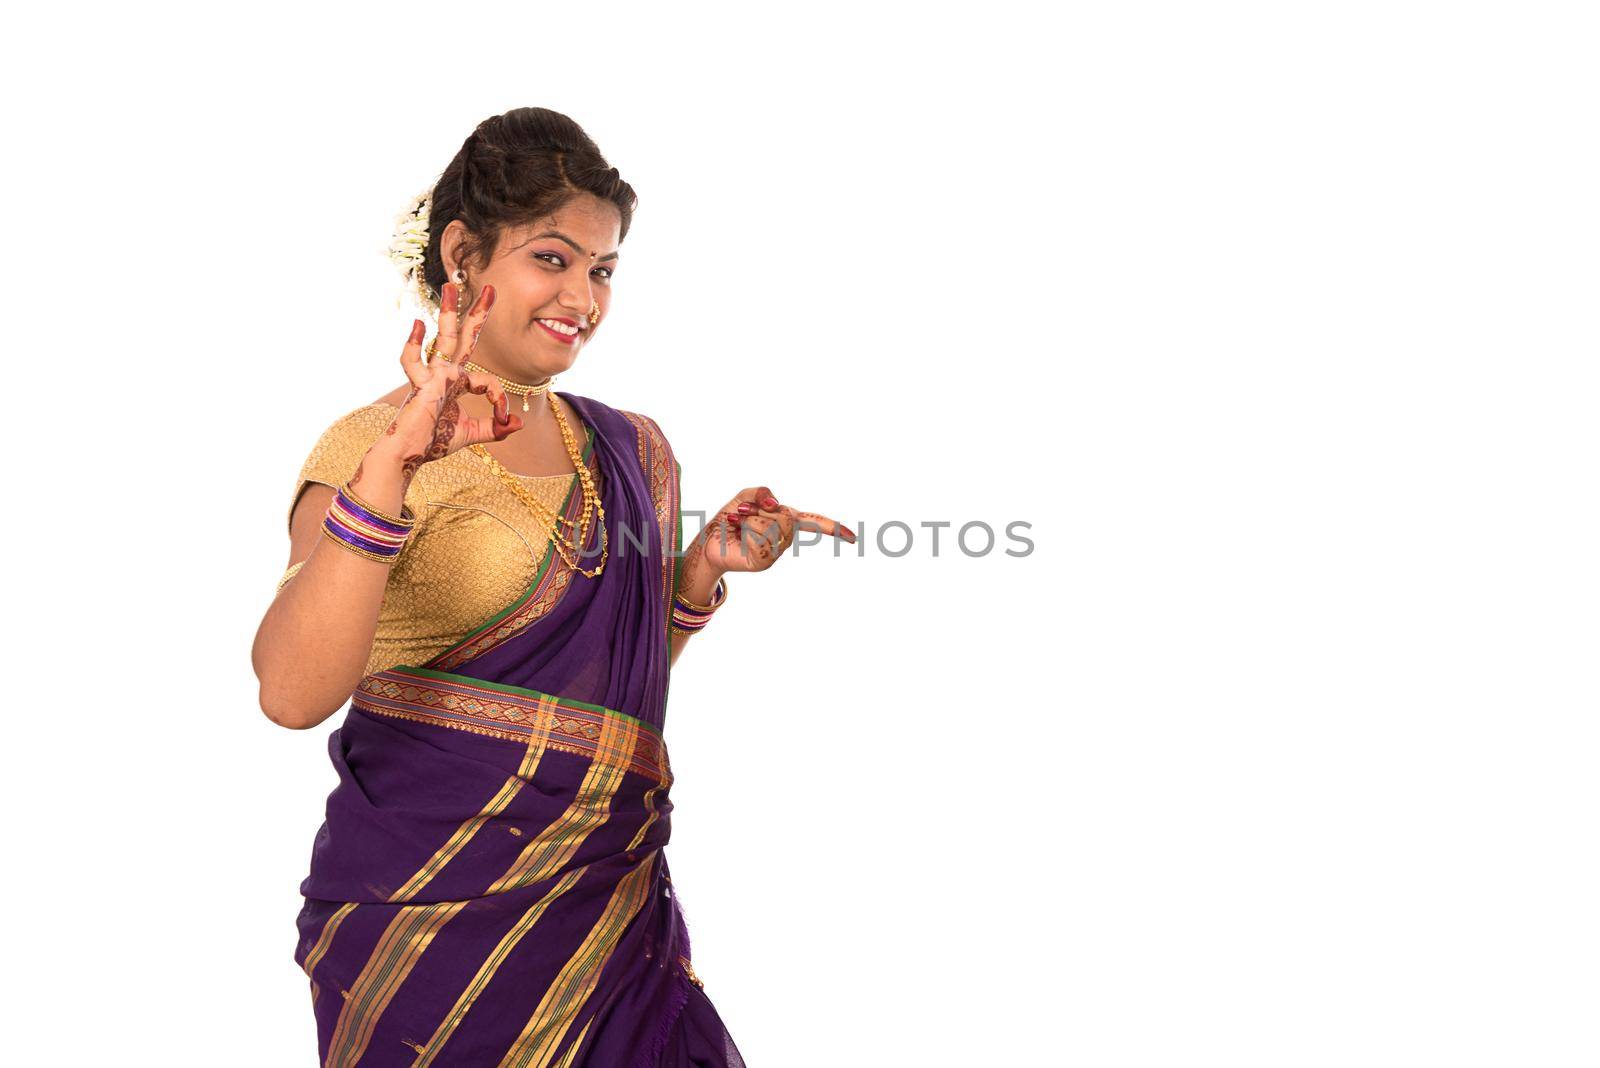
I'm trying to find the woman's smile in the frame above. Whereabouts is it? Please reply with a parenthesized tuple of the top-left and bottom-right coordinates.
(533, 316, 583, 345)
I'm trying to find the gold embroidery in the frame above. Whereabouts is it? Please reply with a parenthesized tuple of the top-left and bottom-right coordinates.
(283, 403, 580, 675)
(422, 446, 604, 671)
(681, 956, 705, 989)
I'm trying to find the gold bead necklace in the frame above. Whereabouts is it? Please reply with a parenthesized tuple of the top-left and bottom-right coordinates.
(468, 390, 607, 578)
(422, 336, 555, 413)
(458, 359, 553, 413)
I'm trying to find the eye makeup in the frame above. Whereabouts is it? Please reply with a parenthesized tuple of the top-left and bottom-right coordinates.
(535, 251, 614, 280)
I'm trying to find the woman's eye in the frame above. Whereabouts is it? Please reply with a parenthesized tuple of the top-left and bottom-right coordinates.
(536, 251, 611, 281)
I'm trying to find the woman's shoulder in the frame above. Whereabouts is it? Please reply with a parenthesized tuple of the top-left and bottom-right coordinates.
(300, 398, 401, 468)
(582, 395, 669, 445)
(284, 395, 407, 534)
(598, 402, 681, 485)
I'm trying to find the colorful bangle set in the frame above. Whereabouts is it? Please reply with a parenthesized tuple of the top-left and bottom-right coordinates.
(320, 481, 417, 564)
(671, 576, 728, 635)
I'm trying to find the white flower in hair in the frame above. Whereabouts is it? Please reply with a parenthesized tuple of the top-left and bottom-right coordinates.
(385, 186, 435, 311)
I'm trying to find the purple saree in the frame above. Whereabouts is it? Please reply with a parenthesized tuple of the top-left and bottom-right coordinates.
(293, 393, 747, 1068)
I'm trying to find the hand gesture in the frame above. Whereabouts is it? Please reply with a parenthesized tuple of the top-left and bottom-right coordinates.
(698, 486, 856, 573)
(384, 282, 524, 482)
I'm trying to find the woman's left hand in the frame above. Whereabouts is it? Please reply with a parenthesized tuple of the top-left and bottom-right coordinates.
(698, 485, 856, 573)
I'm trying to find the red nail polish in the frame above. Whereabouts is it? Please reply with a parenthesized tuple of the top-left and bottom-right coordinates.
(761, 497, 778, 508)
(737, 502, 754, 514)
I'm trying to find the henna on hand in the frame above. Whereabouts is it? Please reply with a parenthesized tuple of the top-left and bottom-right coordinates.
(424, 377, 467, 465)
(679, 518, 735, 587)
(398, 450, 427, 487)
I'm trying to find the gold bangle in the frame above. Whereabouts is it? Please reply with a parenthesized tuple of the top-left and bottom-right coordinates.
(339, 480, 416, 528)
(674, 575, 728, 615)
(276, 560, 307, 593)
(318, 523, 405, 565)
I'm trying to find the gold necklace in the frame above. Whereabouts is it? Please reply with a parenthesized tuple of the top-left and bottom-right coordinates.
(423, 340, 556, 413)
(468, 391, 607, 578)
(460, 359, 554, 413)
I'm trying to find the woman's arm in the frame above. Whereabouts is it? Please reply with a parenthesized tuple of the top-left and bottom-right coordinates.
(251, 440, 414, 729)
(252, 290, 512, 729)
(666, 488, 856, 669)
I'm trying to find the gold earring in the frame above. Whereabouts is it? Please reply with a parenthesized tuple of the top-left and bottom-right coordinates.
(452, 269, 466, 317)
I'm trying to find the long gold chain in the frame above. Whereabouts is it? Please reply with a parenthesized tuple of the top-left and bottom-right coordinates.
(468, 391, 607, 578)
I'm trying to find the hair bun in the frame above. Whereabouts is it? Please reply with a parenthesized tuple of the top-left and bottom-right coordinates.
(408, 108, 639, 306)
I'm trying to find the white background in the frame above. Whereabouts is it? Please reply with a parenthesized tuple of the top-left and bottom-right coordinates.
(7, 2, 1597, 1065)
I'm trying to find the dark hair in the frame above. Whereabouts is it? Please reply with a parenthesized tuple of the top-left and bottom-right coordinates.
(421, 108, 637, 300)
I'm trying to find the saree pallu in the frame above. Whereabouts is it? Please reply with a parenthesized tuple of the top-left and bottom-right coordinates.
(294, 394, 747, 1068)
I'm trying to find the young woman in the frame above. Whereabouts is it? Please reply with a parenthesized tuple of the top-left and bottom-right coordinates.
(252, 107, 853, 1067)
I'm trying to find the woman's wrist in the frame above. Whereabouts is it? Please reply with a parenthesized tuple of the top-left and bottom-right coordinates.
(675, 556, 725, 609)
(321, 478, 417, 564)
(351, 439, 417, 508)
(672, 565, 728, 636)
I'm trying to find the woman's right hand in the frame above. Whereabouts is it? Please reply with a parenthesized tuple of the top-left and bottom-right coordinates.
(383, 282, 524, 482)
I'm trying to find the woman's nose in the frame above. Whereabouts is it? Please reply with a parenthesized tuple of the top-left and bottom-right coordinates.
(561, 276, 594, 312)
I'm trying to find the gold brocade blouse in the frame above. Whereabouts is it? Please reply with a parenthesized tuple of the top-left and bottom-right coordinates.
(279, 403, 593, 677)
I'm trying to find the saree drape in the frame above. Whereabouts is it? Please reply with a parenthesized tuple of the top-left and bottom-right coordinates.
(293, 393, 747, 1068)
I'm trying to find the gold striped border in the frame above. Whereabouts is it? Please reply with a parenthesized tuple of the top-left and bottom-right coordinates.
(495, 856, 657, 1067)
(389, 774, 523, 902)
(407, 715, 640, 1064)
(408, 867, 587, 1066)
(487, 714, 636, 896)
(323, 899, 467, 1068)
(313, 712, 557, 1064)
(627, 764, 672, 853)
(389, 697, 556, 903)
(301, 901, 359, 1005)
(551, 1014, 596, 1068)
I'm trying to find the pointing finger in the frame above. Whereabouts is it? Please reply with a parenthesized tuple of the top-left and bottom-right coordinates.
(790, 508, 856, 544)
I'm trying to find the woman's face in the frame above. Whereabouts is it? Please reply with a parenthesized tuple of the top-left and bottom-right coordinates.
(446, 194, 622, 381)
